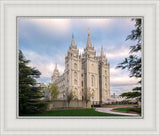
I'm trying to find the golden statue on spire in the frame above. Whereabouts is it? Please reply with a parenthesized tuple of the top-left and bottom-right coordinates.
(88, 28, 90, 35)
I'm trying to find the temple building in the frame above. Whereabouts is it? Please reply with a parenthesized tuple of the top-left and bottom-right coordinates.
(51, 30, 110, 104)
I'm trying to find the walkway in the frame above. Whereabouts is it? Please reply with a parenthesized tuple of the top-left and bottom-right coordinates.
(95, 107, 139, 116)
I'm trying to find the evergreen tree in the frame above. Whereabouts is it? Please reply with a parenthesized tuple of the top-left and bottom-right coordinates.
(19, 50, 47, 115)
(117, 19, 142, 99)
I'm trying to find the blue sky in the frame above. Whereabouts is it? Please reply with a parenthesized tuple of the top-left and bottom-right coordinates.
(18, 17, 140, 95)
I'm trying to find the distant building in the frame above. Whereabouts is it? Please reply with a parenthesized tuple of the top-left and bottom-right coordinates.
(111, 93, 126, 102)
(110, 93, 137, 103)
(51, 30, 110, 104)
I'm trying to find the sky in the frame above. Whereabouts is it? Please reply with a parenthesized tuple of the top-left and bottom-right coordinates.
(18, 17, 141, 95)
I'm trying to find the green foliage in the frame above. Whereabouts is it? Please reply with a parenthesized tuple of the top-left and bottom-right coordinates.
(72, 90, 77, 100)
(117, 19, 142, 99)
(120, 92, 141, 99)
(113, 107, 141, 114)
(117, 55, 141, 78)
(19, 50, 47, 115)
(47, 83, 59, 101)
(117, 18, 142, 79)
(126, 19, 142, 53)
(127, 107, 141, 113)
(23, 108, 127, 116)
(132, 87, 141, 91)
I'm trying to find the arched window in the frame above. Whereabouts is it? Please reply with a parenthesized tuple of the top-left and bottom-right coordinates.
(105, 91, 107, 96)
(74, 72, 77, 78)
(105, 70, 107, 75)
(74, 63, 77, 69)
(74, 79, 77, 85)
(105, 77, 107, 82)
(105, 83, 107, 88)
(91, 64, 94, 72)
(91, 75, 95, 87)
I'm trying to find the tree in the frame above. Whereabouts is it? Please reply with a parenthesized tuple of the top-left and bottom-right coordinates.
(39, 83, 47, 98)
(117, 19, 142, 100)
(19, 50, 47, 115)
(66, 91, 73, 107)
(47, 83, 59, 101)
(72, 90, 78, 100)
(120, 92, 141, 99)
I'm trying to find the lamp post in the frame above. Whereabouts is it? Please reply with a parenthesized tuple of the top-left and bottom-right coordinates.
(63, 92, 65, 108)
(92, 93, 94, 109)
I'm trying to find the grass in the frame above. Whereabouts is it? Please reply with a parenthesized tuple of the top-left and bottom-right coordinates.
(21, 108, 128, 116)
(112, 107, 141, 114)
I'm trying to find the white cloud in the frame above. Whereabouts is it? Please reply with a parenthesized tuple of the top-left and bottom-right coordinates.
(110, 68, 121, 75)
(110, 67, 140, 95)
(94, 45, 130, 61)
(110, 84, 138, 95)
(23, 50, 65, 79)
(110, 75, 139, 86)
(79, 48, 84, 55)
(105, 48, 129, 60)
(18, 18, 71, 38)
(31, 18, 71, 34)
(84, 19, 113, 27)
(110, 67, 140, 86)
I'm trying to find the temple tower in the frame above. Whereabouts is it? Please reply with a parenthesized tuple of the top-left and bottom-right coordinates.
(82, 29, 100, 102)
(64, 34, 82, 100)
(99, 46, 110, 104)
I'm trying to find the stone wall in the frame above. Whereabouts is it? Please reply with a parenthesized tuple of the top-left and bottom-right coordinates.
(48, 100, 91, 109)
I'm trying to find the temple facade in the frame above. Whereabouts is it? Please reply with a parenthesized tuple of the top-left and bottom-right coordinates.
(51, 30, 110, 104)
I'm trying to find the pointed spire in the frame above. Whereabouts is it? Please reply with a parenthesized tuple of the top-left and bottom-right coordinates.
(55, 63, 57, 70)
(53, 63, 59, 76)
(101, 46, 104, 57)
(52, 63, 59, 83)
(86, 28, 92, 48)
(54, 63, 58, 72)
(71, 33, 76, 47)
(88, 29, 90, 36)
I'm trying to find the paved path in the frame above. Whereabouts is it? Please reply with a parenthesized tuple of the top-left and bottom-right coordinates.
(95, 107, 139, 116)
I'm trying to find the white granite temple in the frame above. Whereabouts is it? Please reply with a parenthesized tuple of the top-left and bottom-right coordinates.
(51, 30, 110, 104)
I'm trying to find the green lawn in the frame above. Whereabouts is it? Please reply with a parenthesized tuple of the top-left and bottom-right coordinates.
(21, 108, 127, 116)
(112, 107, 141, 114)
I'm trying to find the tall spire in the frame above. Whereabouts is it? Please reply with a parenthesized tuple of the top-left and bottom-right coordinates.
(101, 46, 104, 57)
(86, 28, 92, 48)
(88, 29, 90, 36)
(53, 63, 59, 74)
(71, 33, 76, 47)
(51, 64, 59, 83)
(55, 63, 57, 70)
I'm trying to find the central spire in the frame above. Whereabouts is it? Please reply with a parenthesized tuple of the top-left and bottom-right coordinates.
(86, 28, 92, 48)
(88, 29, 90, 36)
(71, 33, 76, 47)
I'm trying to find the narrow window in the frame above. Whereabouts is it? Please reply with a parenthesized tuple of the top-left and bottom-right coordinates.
(91, 75, 95, 87)
(91, 64, 94, 72)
